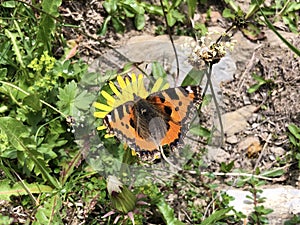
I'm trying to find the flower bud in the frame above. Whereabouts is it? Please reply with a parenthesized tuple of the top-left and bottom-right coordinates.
(107, 175, 136, 213)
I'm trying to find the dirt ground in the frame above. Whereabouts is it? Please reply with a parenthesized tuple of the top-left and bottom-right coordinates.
(59, 0, 300, 224)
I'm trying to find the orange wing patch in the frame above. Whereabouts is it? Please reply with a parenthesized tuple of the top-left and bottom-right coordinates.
(104, 86, 202, 161)
(148, 86, 201, 149)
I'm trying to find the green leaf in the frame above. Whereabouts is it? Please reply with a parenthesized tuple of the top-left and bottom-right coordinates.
(0, 117, 28, 151)
(36, 0, 62, 53)
(23, 94, 42, 111)
(201, 208, 233, 225)
(288, 133, 297, 147)
(99, 16, 111, 36)
(288, 124, 300, 140)
(152, 62, 167, 80)
(141, 3, 163, 15)
(57, 81, 77, 115)
(124, 0, 145, 14)
(74, 90, 95, 111)
(0, 179, 52, 201)
(166, 11, 177, 27)
(247, 73, 271, 93)
(1, 1, 16, 8)
(156, 198, 185, 225)
(261, 168, 284, 178)
(189, 125, 211, 138)
(135, 13, 145, 30)
(181, 68, 205, 86)
(124, 7, 135, 17)
(112, 17, 125, 33)
(33, 194, 63, 225)
(194, 22, 208, 35)
(220, 161, 234, 173)
(103, 0, 117, 14)
(222, 8, 235, 19)
(259, 5, 300, 57)
(283, 15, 298, 33)
(171, 0, 183, 9)
(0, 68, 7, 79)
(0, 117, 60, 188)
(5, 30, 25, 68)
(247, 83, 262, 94)
(187, 0, 196, 18)
(57, 80, 95, 115)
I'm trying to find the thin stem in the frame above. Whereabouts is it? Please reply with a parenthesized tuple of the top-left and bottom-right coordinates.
(159, 0, 180, 85)
(205, 64, 224, 146)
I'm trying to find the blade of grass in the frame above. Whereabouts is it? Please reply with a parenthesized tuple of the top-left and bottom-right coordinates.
(256, 0, 300, 56)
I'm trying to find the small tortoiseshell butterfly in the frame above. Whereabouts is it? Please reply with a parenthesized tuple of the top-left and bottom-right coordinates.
(103, 86, 202, 161)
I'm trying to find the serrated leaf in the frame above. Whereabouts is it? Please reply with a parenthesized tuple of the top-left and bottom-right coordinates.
(74, 90, 95, 111)
(57, 81, 95, 115)
(5, 30, 25, 68)
(0, 179, 52, 201)
(36, 0, 62, 53)
(57, 81, 77, 115)
(156, 198, 185, 225)
(0, 117, 28, 151)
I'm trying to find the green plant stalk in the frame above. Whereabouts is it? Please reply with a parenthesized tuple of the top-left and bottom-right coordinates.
(13, 170, 38, 205)
(59, 149, 82, 185)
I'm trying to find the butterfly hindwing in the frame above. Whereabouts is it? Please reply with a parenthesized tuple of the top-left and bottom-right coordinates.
(104, 101, 159, 152)
(146, 86, 202, 147)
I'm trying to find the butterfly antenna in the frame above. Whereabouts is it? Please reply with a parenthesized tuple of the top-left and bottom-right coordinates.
(159, 146, 182, 171)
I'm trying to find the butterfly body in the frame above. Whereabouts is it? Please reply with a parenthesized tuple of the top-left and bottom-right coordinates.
(104, 86, 202, 161)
